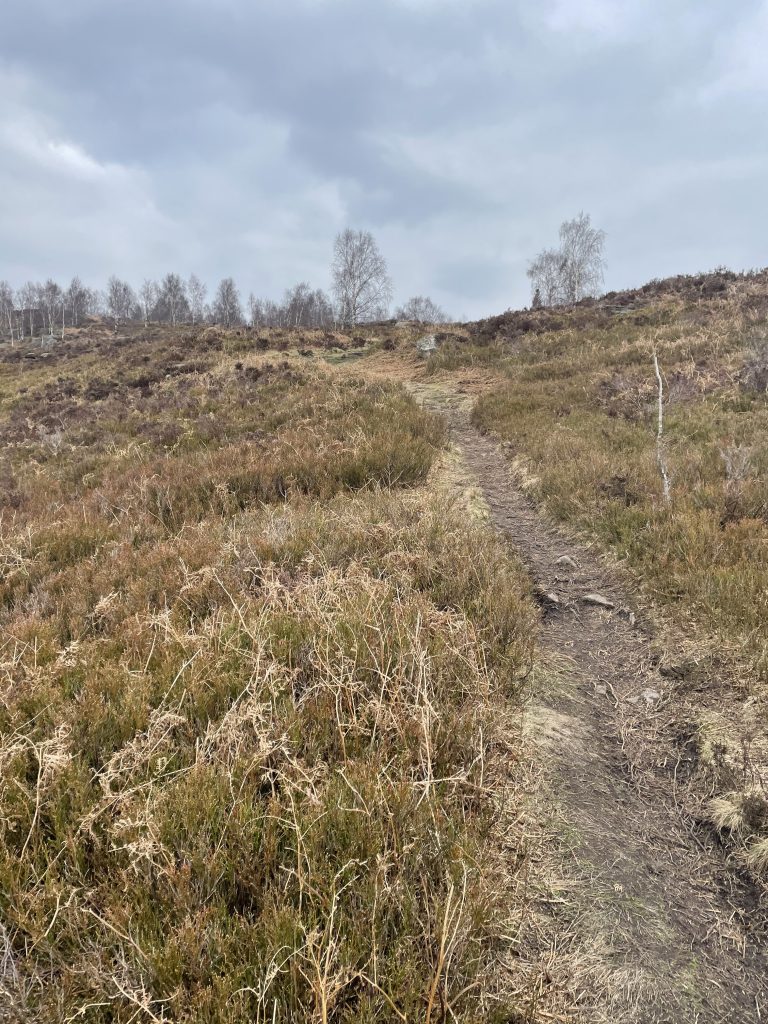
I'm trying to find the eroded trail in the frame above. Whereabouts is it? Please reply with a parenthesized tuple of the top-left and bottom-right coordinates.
(413, 381, 767, 1024)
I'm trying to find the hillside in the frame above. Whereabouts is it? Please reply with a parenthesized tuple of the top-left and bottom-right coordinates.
(427, 269, 768, 865)
(1, 275, 768, 1022)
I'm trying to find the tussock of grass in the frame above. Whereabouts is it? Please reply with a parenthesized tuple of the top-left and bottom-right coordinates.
(426, 341, 509, 375)
(0, 338, 537, 1021)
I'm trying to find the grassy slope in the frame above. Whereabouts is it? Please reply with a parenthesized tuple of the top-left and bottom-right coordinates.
(0, 329, 537, 1021)
(433, 271, 768, 865)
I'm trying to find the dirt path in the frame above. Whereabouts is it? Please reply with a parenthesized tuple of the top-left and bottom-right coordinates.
(409, 378, 768, 1023)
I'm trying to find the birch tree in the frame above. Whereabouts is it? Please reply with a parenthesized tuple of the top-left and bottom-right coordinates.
(394, 295, 448, 324)
(558, 213, 606, 303)
(526, 249, 566, 306)
(107, 276, 136, 326)
(157, 273, 189, 326)
(65, 276, 89, 328)
(18, 283, 38, 339)
(261, 299, 282, 327)
(331, 229, 392, 326)
(308, 288, 334, 328)
(283, 282, 311, 327)
(40, 279, 63, 335)
(138, 279, 159, 326)
(212, 278, 243, 328)
(280, 284, 335, 328)
(0, 282, 16, 344)
(187, 274, 207, 325)
(83, 286, 101, 318)
(527, 212, 606, 306)
(247, 293, 263, 328)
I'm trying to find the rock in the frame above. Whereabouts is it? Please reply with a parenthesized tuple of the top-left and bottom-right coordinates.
(582, 592, 615, 610)
(556, 555, 578, 569)
(415, 334, 438, 357)
(627, 688, 662, 707)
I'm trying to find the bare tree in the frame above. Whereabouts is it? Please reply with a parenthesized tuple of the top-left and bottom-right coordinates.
(40, 279, 63, 336)
(107, 276, 136, 327)
(18, 283, 39, 339)
(526, 249, 564, 306)
(212, 278, 243, 328)
(187, 274, 207, 325)
(261, 298, 283, 328)
(90, 289, 107, 318)
(283, 283, 330, 327)
(83, 286, 101, 318)
(138, 279, 159, 326)
(283, 282, 311, 327)
(307, 288, 334, 328)
(331, 229, 392, 326)
(247, 285, 334, 330)
(527, 213, 606, 306)
(247, 292, 262, 328)
(0, 282, 16, 344)
(394, 295, 448, 324)
(156, 273, 189, 326)
(65, 276, 89, 329)
(558, 212, 606, 303)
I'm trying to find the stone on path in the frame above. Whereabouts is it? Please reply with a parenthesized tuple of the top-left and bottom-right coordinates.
(556, 554, 578, 569)
(582, 592, 615, 610)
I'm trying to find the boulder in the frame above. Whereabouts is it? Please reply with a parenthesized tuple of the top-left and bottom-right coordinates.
(416, 333, 438, 357)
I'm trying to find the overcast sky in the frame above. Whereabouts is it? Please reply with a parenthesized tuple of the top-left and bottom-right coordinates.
(1, 0, 767, 318)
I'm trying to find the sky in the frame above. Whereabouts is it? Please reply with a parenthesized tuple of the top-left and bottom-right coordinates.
(1, 0, 767, 319)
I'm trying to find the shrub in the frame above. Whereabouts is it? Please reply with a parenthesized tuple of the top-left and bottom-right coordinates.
(0, 337, 536, 1021)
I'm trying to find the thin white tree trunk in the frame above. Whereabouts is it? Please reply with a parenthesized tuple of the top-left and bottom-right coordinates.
(653, 353, 671, 504)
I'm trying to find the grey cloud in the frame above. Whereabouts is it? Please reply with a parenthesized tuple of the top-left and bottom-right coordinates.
(1, 0, 767, 317)
(434, 257, 514, 303)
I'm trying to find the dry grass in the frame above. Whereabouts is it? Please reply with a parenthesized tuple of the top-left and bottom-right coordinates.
(0, 329, 539, 1022)
(434, 274, 768, 865)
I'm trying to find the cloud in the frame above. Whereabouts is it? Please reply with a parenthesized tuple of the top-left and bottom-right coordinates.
(698, 1, 768, 100)
(543, 0, 642, 38)
(1, 0, 767, 316)
(0, 70, 181, 284)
